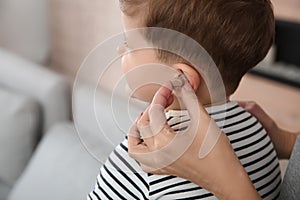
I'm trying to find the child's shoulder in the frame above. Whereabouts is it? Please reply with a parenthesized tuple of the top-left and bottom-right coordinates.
(103, 138, 145, 173)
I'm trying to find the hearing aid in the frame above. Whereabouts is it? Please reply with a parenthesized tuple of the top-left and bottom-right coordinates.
(170, 73, 188, 90)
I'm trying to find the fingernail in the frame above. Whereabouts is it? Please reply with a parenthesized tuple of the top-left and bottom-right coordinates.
(136, 112, 143, 122)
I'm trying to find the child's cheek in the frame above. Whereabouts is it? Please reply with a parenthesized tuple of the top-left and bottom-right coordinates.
(131, 84, 160, 102)
(121, 60, 161, 102)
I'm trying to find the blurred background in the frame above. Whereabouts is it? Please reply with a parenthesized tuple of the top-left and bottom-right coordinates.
(0, 0, 299, 199)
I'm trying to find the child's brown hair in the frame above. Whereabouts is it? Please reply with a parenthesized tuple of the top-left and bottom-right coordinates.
(120, 0, 274, 94)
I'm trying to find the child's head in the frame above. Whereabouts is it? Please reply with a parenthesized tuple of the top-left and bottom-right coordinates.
(119, 0, 274, 104)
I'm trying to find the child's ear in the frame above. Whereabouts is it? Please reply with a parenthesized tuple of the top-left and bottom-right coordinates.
(172, 63, 201, 91)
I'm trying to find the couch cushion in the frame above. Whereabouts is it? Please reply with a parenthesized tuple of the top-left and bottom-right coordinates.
(0, 48, 70, 133)
(73, 86, 147, 162)
(0, 179, 11, 200)
(8, 123, 100, 200)
(0, 87, 39, 199)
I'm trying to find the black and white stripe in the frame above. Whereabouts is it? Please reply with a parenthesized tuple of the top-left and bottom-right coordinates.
(89, 101, 281, 200)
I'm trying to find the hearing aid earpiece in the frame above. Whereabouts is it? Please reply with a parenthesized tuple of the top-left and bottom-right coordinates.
(170, 73, 188, 90)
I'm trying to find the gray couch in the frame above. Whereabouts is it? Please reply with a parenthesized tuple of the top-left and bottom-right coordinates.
(0, 48, 70, 199)
(7, 123, 100, 200)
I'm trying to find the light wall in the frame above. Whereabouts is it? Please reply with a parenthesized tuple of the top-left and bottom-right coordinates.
(49, 0, 122, 81)
(0, 0, 49, 64)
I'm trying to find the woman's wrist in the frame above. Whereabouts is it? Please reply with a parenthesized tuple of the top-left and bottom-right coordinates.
(283, 130, 299, 159)
(207, 134, 261, 200)
(275, 128, 299, 159)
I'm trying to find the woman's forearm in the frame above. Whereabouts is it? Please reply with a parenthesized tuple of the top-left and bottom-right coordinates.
(180, 133, 261, 200)
(272, 128, 298, 159)
(207, 134, 261, 200)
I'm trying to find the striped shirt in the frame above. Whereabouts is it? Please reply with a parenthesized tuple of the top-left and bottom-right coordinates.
(88, 101, 281, 200)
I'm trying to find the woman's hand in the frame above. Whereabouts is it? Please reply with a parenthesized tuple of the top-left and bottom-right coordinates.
(238, 101, 298, 159)
(128, 80, 261, 200)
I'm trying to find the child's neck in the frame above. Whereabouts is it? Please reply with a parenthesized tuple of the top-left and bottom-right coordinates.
(166, 96, 230, 111)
